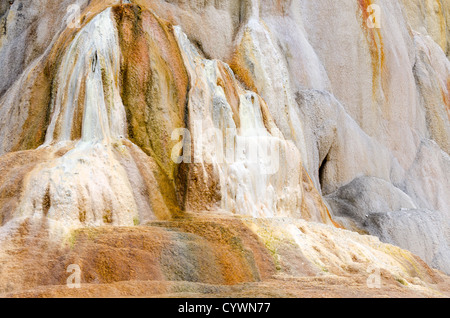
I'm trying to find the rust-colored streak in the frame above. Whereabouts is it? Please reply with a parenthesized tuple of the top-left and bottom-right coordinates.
(70, 75, 86, 141)
(217, 63, 241, 128)
(443, 77, 450, 121)
(357, 0, 385, 101)
(229, 46, 259, 93)
(121, 140, 178, 220)
(358, 0, 372, 21)
(301, 166, 344, 229)
(11, 69, 53, 152)
(435, 0, 447, 51)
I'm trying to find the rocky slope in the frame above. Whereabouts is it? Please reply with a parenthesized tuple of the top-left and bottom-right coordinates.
(0, 0, 449, 297)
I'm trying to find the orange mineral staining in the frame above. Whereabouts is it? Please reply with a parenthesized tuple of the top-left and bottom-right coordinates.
(443, 77, 450, 121)
(357, 0, 385, 101)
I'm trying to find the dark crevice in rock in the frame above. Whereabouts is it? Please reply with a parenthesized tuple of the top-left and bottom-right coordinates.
(42, 186, 51, 216)
(318, 153, 329, 193)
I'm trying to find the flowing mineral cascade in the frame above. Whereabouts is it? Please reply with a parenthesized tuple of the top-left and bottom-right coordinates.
(233, 0, 311, 172)
(44, 7, 126, 145)
(15, 8, 139, 232)
(0, 0, 449, 297)
(174, 26, 306, 219)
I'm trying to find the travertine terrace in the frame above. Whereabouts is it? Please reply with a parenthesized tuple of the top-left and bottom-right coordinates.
(0, 0, 449, 297)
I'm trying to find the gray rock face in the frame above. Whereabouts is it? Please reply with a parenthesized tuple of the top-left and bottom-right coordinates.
(326, 176, 418, 227)
(367, 209, 450, 275)
(0, 0, 90, 97)
(326, 176, 450, 274)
